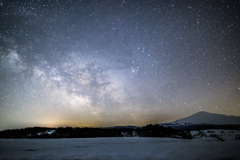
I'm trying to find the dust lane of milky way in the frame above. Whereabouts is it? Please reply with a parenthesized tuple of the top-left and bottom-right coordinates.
(0, 0, 240, 130)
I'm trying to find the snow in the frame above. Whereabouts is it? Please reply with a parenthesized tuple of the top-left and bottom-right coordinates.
(35, 130, 55, 136)
(0, 137, 240, 160)
(191, 129, 240, 141)
(121, 131, 138, 137)
(41, 130, 55, 135)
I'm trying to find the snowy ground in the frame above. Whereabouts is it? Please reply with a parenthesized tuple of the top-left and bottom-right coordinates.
(0, 137, 240, 160)
(191, 129, 240, 140)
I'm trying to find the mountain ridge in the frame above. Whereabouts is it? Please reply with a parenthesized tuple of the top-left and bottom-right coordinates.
(162, 111, 240, 126)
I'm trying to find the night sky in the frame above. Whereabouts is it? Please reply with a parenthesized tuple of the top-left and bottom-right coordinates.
(1, 0, 240, 130)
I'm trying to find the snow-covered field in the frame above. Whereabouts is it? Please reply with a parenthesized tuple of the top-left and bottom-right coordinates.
(191, 129, 240, 140)
(0, 136, 240, 160)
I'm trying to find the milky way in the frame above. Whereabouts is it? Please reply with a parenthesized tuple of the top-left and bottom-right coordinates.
(0, 0, 240, 130)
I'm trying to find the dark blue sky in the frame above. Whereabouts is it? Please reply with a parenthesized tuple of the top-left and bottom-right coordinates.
(0, 0, 240, 130)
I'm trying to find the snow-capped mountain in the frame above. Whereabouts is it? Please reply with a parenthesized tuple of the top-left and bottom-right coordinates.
(161, 111, 240, 126)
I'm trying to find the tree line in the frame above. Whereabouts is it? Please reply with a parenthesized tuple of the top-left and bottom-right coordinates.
(0, 124, 192, 139)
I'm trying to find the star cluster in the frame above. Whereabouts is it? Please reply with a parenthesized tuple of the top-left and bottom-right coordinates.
(0, 0, 240, 130)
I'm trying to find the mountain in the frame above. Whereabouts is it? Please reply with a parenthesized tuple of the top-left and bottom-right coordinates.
(160, 111, 240, 129)
(172, 111, 240, 125)
(101, 126, 139, 129)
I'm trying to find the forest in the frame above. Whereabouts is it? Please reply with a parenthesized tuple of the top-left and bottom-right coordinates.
(0, 124, 192, 139)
